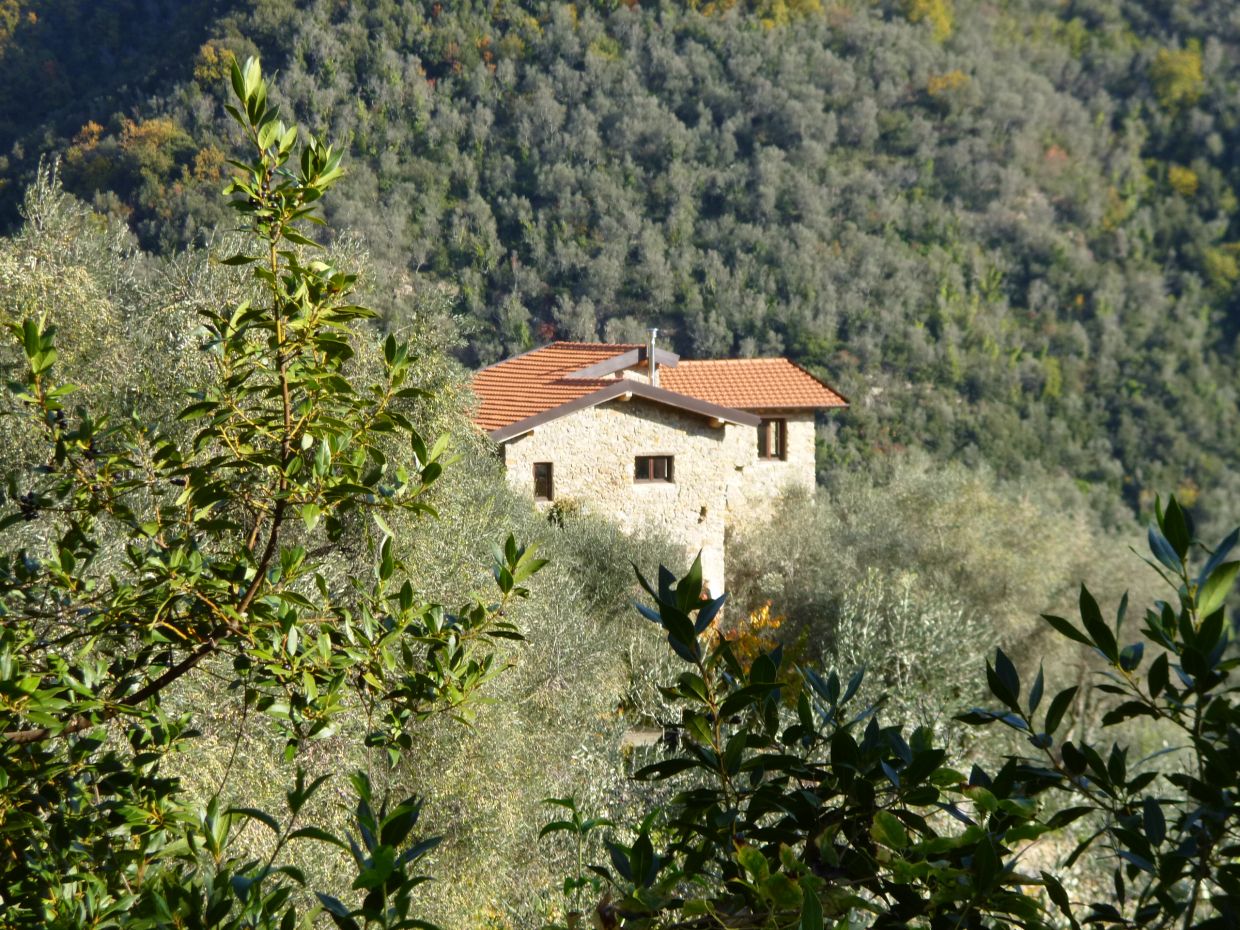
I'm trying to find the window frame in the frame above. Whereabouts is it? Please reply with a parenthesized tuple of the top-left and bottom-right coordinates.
(532, 461, 554, 501)
(634, 454, 675, 484)
(757, 418, 788, 461)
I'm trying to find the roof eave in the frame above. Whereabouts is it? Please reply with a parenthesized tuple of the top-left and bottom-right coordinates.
(734, 399, 850, 412)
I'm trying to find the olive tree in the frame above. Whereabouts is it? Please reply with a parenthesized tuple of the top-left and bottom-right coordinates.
(0, 58, 542, 929)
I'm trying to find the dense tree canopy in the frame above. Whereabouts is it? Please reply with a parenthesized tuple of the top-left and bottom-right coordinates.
(0, 0, 1236, 523)
(2, 32, 1239, 930)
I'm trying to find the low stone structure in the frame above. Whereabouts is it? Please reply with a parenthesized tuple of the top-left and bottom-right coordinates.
(472, 337, 846, 594)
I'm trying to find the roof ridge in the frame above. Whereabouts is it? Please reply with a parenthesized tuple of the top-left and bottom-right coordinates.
(543, 341, 644, 351)
(472, 345, 847, 433)
(674, 356, 791, 364)
(476, 341, 642, 373)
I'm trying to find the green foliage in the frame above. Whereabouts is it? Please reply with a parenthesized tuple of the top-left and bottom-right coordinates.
(961, 495, 1240, 927)
(0, 58, 543, 928)
(0, 0, 1238, 520)
(0, 160, 145, 435)
(1150, 43, 1205, 110)
(340, 458, 684, 926)
(826, 568, 994, 724)
(539, 796, 615, 921)
(585, 555, 1058, 928)
(727, 456, 1162, 710)
(575, 496, 1240, 927)
(903, 0, 954, 41)
(1, 3, 1240, 926)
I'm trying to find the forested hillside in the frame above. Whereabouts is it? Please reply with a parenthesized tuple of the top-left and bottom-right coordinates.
(4, 45, 1240, 930)
(0, 0, 1237, 518)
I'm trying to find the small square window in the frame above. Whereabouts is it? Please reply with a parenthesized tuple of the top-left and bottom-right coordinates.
(533, 462, 554, 500)
(635, 455, 674, 483)
(757, 419, 787, 460)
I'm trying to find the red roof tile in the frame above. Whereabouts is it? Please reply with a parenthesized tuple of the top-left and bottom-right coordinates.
(660, 358, 848, 411)
(471, 343, 640, 431)
(470, 343, 847, 433)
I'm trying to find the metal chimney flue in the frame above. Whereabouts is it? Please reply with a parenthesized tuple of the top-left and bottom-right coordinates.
(647, 328, 659, 386)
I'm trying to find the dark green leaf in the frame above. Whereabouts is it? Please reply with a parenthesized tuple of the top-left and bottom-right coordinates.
(1197, 528, 1239, 590)
(352, 845, 396, 890)
(538, 820, 577, 838)
(1047, 806, 1094, 829)
(995, 648, 1020, 705)
(1160, 497, 1191, 559)
(1143, 797, 1166, 846)
(1041, 871, 1080, 930)
(1044, 686, 1077, 736)
(1029, 664, 1045, 714)
(1148, 525, 1182, 573)
(800, 886, 823, 930)
(1043, 614, 1093, 648)
(1101, 701, 1157, 726)
(1148, 653, 1169, 698)
(290, 826, 349, 850)
(986, 653, 1020, 712)
(606, 841, 632, 882)
(634, 758, 700, 780)
(1119, 642, 1144, 672)
(1079, 586, 1119, 662)
(227, 806, 280, 833)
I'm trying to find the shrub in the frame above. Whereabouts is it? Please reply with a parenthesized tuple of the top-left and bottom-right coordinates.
(555, 496, 1239, 928)
(963, 496, 1240, 928)
(727, 454, 1161, 687)
(827, 568, 995, 725)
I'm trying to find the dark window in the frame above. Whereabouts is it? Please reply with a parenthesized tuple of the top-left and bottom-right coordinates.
(635, 455, 674, 482)
(757, 419, 787, 460)
(533, 462, 554, 500)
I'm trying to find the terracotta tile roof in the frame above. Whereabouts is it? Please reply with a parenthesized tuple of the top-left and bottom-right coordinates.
(660, 358, 848, 411)
(471, 342, 847, 433)
(471, 343, 641, 431)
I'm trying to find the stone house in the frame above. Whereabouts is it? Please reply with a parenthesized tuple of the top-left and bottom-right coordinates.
(471, 334, 847, 595)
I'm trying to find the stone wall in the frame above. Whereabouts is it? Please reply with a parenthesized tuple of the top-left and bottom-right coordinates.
(501, 397, 749, 595)
(501, 403, 818, 595)
(726, 412, 817, 525)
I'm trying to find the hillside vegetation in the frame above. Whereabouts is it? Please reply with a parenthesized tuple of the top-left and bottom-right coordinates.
(0, 0, 1236, 522)
(3, 53, 1239, 930)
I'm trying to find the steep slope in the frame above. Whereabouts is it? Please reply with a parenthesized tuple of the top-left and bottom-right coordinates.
(0, 0, 1236, 518)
